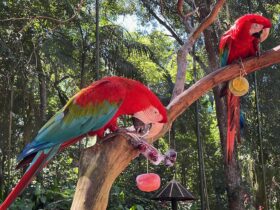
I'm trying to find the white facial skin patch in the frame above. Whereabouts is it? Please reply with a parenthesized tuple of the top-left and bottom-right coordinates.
(133, 106, 163, 124)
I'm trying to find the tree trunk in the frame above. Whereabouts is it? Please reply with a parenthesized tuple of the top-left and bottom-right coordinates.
(71, 135, 139, 210)
(95, 0, 100, 80)
(71, 46, 280, 210)
(254, 72, 268, 210)
(36, 50, 47, 126)
(78, 23, 87, 89)
(6, 85, 14, 195)
(0, 84, 8, 199)
(255, 164, 266, 209)
(198, 1, 245, 208)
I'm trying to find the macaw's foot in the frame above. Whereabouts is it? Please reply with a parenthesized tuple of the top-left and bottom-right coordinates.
(113, 118, 152, 139)
(256, 50, 261, 57)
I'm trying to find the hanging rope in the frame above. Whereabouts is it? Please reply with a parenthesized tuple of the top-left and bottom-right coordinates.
(146, 158, 149, 174)
(168, 129, 177, 179)
(247, 1, 268, 209)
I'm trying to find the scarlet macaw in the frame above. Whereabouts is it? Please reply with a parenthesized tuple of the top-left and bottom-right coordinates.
(219, 14, 271, 161)
(0, 76, 167, 210)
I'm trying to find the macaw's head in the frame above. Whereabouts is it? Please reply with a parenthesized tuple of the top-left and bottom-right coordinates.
(235, 14, 272, 42)
(132, 105, 167, 138)
(133, 105, 167, 124)
(126, 79, 167, 138)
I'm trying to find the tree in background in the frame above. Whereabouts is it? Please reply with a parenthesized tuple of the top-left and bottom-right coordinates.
(0, 0, 280, 210)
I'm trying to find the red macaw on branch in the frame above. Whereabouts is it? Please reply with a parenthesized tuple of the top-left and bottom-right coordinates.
(0, 76, 167, 210)
(219, 14, 272, 162)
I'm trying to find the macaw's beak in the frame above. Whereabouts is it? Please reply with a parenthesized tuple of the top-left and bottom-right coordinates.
(131, 117, 164, 139)
(132, 117, 151, 133)
(260, 27, 270, 42)
(252, 27, 270, 42)
(144, 123, 164, 139)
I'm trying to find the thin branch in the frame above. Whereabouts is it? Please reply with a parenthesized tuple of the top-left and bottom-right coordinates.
(171, 0, 225, 99)
(155, 45, 280, 139)
(177, 0, 198, 20)
(141, 0, 209, 80)
(141, 0, 183, 45)
(0, 0, 83, 24)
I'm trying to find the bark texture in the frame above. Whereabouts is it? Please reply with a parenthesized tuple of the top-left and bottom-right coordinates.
(71, 136, 139, 210)
(200, 3, 244, 208)
(172, 0, 225, 99)
(71, 46, 280, 210)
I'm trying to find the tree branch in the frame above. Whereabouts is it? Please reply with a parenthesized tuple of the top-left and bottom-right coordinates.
(141, 0, 209, 84)
(0, 0, 83, 24)
(171, 0, 225, 99)
(141, 0, 183, 45)
(156, 45, 280, 138)
(71, 45, 280, 210)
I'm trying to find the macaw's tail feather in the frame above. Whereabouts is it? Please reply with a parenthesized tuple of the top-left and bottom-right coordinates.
(16, 136, 84, 170)
(226, 92, 240, 162)
(16, 153, 36, 169)
(0, 146, 59, 210)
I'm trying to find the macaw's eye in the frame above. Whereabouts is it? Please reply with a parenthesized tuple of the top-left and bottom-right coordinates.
(250, 23, 264, 35)
(143, 106, 163, 123)
(252, 23, 259, 29)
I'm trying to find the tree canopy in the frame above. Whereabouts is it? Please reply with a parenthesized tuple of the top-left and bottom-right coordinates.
(0, 0, 280, 210)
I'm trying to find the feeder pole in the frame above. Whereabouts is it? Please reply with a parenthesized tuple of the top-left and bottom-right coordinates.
(171, 199, 177, 210)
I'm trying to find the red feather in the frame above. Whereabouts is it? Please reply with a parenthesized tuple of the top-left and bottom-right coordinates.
(0, 152, 48, 210)
(1, 76, 167, 209)
(226, 91, 240, 162)
(219, 14, 271, 162)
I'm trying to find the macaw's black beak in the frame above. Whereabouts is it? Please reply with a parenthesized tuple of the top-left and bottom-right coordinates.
(132, 117, 151, 134)
(252, 28, 270, 43)
(252, 31, 262, 39)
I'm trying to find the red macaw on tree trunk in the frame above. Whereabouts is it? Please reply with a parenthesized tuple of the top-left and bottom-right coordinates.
(219, 14, 272, 162)
(0, 76, 167, 210)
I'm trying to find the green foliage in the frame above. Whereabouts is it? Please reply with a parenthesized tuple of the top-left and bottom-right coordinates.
(0, 0, 279, 210)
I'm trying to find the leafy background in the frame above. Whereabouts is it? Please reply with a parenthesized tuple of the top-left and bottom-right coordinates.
(0, 0, 279, 209)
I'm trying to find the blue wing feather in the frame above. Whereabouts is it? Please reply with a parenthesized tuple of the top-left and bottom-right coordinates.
(18, 100, 121, 161)
(220, 47, 229, 67)
(219, 35, 232, 67)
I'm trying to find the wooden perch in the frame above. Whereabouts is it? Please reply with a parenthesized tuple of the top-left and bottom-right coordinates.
(71, 45, 280, 210)
(157, 45, 280, 138)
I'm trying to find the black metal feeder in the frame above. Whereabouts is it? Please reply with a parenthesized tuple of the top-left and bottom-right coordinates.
(152, 179, 196, 210)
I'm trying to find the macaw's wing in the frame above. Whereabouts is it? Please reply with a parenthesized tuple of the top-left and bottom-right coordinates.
(219, 35, 233, 97)
(17, 80, 126, 162)
(219, 34, 232, 67)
